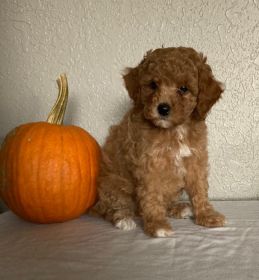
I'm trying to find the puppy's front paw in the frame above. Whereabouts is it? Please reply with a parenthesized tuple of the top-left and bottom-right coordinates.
(195, 210, 225, 228)
(144, 220, 174, 238)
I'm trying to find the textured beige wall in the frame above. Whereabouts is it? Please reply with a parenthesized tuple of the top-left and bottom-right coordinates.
(0, 0, 258, 199)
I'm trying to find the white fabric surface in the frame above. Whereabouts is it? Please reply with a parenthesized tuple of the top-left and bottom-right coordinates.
(0, 201, 259, 280)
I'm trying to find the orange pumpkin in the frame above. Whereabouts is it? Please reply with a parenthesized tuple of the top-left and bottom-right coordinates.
(0, 74, 100, 223)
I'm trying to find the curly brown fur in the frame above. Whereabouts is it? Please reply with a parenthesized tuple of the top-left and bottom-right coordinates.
(92, 47, 225, 237)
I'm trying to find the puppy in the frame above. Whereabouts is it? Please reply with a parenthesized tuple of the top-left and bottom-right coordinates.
(92, 47, 225, 237)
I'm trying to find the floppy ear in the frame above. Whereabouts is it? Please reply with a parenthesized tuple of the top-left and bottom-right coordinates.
(123, 67, 140, 105)
(192, 56, 224, 120)
(123, 50, 153, 105)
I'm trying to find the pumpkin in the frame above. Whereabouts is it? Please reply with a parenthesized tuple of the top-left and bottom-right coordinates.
(0, 74, 100, 223)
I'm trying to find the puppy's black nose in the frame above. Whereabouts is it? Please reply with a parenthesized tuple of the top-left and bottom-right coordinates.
(157, 103, 171, 117)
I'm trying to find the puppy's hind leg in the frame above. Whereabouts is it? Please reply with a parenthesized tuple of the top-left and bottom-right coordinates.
(91, 174, 136, 231)
(168, 202, 193, 219)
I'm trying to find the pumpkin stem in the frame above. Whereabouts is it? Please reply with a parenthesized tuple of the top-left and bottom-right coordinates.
(47, 74, 68, 125)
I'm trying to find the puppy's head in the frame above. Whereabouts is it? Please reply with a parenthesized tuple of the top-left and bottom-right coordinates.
(123, 47, 224, 128)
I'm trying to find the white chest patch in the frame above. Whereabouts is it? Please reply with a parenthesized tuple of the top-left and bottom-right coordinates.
(178, 143, 192, 158)
(174, 125, 192, 175)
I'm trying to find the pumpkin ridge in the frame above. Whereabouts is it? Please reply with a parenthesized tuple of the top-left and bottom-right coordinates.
(23, 123, 44, 219)
(91, 142, 100, 206)
(60, 128, 65, 220)
(72, 127, 90, 213)
(67, 128, 82, 217)
(83, 129, 98, 208)
(14, 125, 37, 219)
(1, 136, 15, 211)
(91, 141, 100, 206)
(84, 136, 92, 209)
(79, 128, 99, 209)
(49, 125, 66, 222)
(88, 134, 99, 206)
(61, 127, 75, 220)
(36, 124, 51, 222)
(4, 129, 19, 212)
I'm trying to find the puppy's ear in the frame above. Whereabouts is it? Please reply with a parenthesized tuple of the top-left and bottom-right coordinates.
(123, 67, 140, 105)
(123, 50, 152, 105)
(192, 55, 224, 120)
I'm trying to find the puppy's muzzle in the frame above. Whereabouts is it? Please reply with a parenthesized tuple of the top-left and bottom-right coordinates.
(157, 103, 171, 117)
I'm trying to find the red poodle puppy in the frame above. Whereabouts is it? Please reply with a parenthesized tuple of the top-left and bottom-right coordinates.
(92, 47, 225, 237)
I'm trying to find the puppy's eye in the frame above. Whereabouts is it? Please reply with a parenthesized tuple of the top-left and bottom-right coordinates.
(178, 86, 189, 94)
(149, 81, 158, 91)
